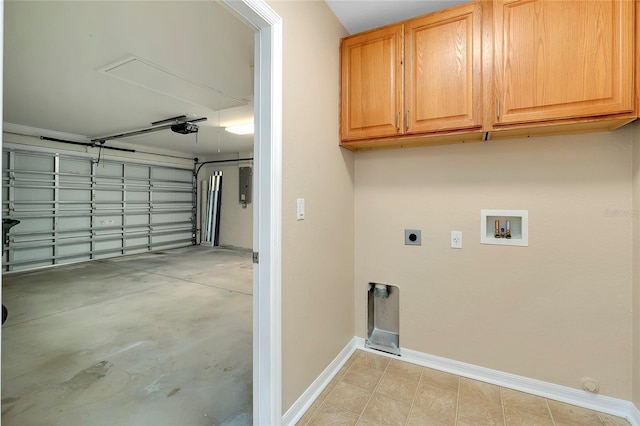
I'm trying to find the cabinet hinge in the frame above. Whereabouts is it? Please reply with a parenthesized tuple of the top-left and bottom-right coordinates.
(253, 252, 259, 264)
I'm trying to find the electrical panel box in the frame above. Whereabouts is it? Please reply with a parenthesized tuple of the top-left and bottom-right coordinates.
(239, 167, 252, 204)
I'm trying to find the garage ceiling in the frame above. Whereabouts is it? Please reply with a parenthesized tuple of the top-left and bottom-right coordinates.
(3, 1, 255, 157)
(3, 1, 468, 157)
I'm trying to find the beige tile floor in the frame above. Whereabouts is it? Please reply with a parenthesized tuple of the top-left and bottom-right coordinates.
(297, 350, 630, 426)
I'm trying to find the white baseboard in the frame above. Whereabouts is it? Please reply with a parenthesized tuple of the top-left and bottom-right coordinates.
(353, 337, 638, 426)
(282, 337, 358, 426)
(282, 336, 639, 426)
(630, 404, 640, 425)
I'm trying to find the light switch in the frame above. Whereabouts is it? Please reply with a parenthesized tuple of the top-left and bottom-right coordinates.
(297, 198, 305, 220)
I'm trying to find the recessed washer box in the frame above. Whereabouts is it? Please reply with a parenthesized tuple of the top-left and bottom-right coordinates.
(481, 209, 528, 247)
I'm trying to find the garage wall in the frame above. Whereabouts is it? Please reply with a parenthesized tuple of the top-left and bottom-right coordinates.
(2, 134, 195, 272)
(197, 153, 253, 250)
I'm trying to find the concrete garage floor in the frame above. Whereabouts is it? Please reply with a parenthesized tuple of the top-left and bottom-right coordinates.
(1, 246, 253, 426)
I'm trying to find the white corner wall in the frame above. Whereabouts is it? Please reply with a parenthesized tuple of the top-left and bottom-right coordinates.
(266, 0, 354, 413)
(354, 129, 634, 400)
(633, 122, 640, 408)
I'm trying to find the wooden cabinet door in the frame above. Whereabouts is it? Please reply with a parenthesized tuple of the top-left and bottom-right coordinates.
(340, 25, 403, 141)
(494, 0, 634, 126)
(405, 3, 483, 134)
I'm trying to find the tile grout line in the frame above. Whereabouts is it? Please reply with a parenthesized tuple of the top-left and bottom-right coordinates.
(500, 387, 507, 426)
(404, 367, 424, 426)
(545, 398, 556, 426)
(454, 377, 461, 425)
(356, 354, 390, 425)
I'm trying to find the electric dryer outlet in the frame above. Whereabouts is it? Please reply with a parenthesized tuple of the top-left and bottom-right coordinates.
(404, 229, 421, 246)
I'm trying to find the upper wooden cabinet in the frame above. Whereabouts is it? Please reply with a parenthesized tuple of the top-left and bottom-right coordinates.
(340, 3, 482, 143)
(493, 0, 635, 126)
(405, 3, 483, 134)
(339, 0, 637, 150)
(340, 25, 403, 141)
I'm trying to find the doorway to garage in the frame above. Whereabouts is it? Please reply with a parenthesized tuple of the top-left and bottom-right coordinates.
(3, 0, 276, 422)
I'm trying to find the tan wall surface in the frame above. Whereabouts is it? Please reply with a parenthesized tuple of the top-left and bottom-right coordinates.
(267, 0, 354, 413)
(633, 122, 640, 407)
(354, 130, 634, 399)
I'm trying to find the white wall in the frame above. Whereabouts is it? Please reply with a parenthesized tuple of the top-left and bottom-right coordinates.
(266, 0, 354, 413)
(198, 153, 253, 250)
(354, 129, 634, 400)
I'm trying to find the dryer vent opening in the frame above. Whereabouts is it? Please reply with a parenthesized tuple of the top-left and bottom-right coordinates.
(366, 282, 399, 356)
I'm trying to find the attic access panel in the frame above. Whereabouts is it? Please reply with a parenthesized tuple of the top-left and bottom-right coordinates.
(101, 56, 249, 112)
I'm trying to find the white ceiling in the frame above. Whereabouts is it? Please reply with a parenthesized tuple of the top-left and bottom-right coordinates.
(3, 1, 255, 157)
(3, 0, 466, 157)
(325, 0, 468, 34)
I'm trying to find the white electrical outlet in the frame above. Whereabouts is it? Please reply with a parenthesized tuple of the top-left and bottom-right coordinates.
(451, 231, 462, 249)
(296, 198, 305, 220)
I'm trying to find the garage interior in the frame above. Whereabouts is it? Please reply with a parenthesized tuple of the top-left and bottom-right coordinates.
(2, 2, 256, 425)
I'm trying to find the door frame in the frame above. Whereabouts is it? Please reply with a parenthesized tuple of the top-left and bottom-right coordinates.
(222, 1, 283, 424)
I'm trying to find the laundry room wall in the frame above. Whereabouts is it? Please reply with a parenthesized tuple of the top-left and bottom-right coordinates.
(354, 128, 634, 400)
(267, 0, 355, 414)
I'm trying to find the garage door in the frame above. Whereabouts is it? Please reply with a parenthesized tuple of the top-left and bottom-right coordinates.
(2, 148, 195, 272)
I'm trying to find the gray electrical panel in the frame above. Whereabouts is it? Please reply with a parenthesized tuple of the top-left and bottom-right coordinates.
(239, 167, 252, 204)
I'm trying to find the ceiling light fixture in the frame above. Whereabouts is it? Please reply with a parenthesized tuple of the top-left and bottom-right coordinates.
(225, 122, 254, 135)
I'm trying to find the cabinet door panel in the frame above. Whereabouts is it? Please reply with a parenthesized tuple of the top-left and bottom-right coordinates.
(495, 0, 634, 125)
(405, 3, 482, 134)
(341, 25, 403, 140)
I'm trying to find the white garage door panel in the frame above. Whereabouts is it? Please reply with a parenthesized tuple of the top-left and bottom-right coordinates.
(15, 154, 52, 172)
(58, 216, 91, 231)
(59, 242, 92, 257)
(125, 215, 151, 226)
(96, 163, 122, 177)
(59, 189, 91, 202)
(3, 148, 195, 272)
(127, 191, 150, 202)
(13, 217, 53, 233)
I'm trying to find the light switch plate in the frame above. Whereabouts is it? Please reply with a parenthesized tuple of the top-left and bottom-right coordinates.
(296, 198, 305, 220)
